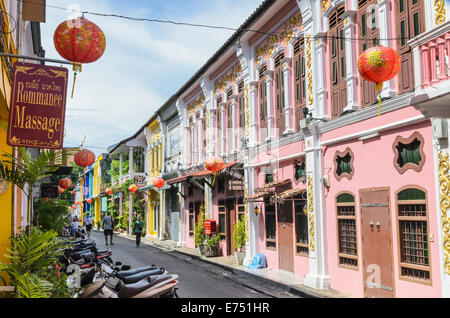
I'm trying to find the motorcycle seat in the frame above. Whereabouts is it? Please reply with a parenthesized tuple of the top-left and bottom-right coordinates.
(117, 273, 171, 298)
(120, 268, 165, 285)
(117, 265, 157, 278)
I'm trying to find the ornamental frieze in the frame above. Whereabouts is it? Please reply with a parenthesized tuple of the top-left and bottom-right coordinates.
(187, 93, 205, 115)
(214, 63, 242, 94)
(255, 12, 302, 61)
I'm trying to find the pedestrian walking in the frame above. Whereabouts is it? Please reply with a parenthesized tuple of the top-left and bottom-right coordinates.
(85, 213, 93, 238)
(102, 212, 114, 246)
(71, 216, 80, 238)
(133, 214, 145, 248)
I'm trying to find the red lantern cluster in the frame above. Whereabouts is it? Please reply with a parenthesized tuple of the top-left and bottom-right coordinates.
(105, 188, 113, 195)
(357, 46, 401, 91)
(58, 177, 72, 190)
(204, 156, 225, 173)
(153, 178, 165, 189)
(128, 184, 138, 193)
(75, 201, 80, 205)
(53, 17, 106, 64)
(74, 149, 96, 168)
(86, 198, 93, 204)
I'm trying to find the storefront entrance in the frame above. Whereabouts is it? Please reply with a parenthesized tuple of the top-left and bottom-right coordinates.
(360, 188, 395, 298)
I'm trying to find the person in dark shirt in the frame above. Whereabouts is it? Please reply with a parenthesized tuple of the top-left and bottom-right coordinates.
(133, 214, 145, 248)
(102, 212, 114, 246)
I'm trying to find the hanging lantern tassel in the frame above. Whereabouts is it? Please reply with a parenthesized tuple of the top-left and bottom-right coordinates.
(376, 82, 383, 117)
(211, 172, 217, 187)
(71, 63, 82, 98)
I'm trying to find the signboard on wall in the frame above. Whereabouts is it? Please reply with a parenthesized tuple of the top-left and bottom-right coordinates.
(7, 62, 68, 149)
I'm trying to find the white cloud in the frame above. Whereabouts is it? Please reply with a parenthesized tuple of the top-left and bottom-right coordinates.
(40, 0, 264, 156)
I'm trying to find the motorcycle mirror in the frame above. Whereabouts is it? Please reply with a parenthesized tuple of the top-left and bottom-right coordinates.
(115, 262, 122, 266)
(121, 265, 131, 271)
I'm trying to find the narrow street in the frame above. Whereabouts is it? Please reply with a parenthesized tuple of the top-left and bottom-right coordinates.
(90, 231, 300, 298)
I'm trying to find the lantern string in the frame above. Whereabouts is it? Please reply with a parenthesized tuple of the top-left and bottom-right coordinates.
(18, 1, 421, 43)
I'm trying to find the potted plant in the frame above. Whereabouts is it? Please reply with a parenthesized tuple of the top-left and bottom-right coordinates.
(203, 234, 221, 257)
(194, 214, 206, 255)
(233, 217, 246, 265)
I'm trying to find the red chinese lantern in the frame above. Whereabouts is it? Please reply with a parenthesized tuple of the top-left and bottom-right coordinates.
(86, 198, 93, 204)
(105, 188, 113, 195)
(204, 156, 225, 186)
(152, 177, 165, 189)
(57, 186, 65, 194)
(74, 149, 96, 168)
(128, 184, 138, 193)
(72, 205, 76, 209)
(357, 46, 401, 115)
(58, 177, 72, 190)
(53, 17, 106, 98)
(75, 201, 80, 205)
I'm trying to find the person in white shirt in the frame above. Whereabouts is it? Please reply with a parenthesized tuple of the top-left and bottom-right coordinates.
(71, 216, 80, 238)
(85, 213, 93, 238)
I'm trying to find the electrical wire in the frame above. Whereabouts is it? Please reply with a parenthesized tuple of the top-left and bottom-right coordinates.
(20, 0, 416, 43)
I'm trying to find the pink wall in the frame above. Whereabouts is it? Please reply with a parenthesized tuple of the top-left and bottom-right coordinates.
(323, 119, 441, 297)
(254, 156, 309, 277)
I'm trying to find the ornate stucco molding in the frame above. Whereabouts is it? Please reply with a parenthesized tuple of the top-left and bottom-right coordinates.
(306, 33, 313, 106)
(438, 151, 450, 275)
(307, 175, 315, 252)
(435, 0, 446, 26)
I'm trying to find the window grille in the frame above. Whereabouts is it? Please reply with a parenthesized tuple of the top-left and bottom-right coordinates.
(336, 193, 358, 268)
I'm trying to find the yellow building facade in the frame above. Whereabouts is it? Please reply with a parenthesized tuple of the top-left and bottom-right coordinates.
(93, 155, 102, 226)
(0, 0, 19, 282)
(145, 119, 163, 238)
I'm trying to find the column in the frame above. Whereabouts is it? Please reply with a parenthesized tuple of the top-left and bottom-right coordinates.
(265, 71, 275, 140)
(220, 107, 226, 156)
(315, 34, 330, 119)
(249, 81, 259, 147)
(303, 124, 331, 290)
(378, 0, 397, 98)
(128, 146, 134, 234)
(282, 58, 294, 135)
(119, 154, 123, 178)
(232, 98, 238, 153)
(342, 11, 360, 112)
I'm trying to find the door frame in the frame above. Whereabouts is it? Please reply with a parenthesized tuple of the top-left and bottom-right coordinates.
(359, 187, 396, 298)
(226, 198, 236, 256)
(276, 200, 295, 272)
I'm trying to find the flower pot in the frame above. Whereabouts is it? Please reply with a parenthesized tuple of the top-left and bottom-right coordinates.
(203, 245, 219, 257)
(197, 244, 205, 256)
(234, 251, 245, 265)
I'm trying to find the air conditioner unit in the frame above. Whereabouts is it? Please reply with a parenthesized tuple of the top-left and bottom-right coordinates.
(299, 119, 308, 131)
(432, 118, 448, 140)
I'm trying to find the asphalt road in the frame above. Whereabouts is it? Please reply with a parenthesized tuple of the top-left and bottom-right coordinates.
(90, 230, 300, 298)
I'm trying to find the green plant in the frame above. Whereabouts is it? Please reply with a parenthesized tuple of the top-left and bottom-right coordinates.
(0, 228, 74, 298)
(205, 234, 221, 248)
(0, 148, 66, 234)
(194, 213, 205, 247)
(34, 198, 70, 234)
(233, 217, 247, 252)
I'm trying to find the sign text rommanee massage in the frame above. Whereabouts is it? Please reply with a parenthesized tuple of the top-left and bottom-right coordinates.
(7, 62, 68, 149)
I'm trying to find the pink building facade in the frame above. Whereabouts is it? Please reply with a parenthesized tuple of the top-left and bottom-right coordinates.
(164, 0, 450, 298)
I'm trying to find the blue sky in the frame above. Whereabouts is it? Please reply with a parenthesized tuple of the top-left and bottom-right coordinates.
(40, 0, 263, 156)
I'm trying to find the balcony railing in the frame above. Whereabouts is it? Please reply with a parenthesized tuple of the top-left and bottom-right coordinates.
(410, 21, 450, 90)
(112, 172, 147, 187)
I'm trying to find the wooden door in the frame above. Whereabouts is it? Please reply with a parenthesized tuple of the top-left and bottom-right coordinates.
(226, 198, 236, 256)
(277, 201, 294, 272)
(259, 66, 268, 140)
(358, 0, 380, 107)
(395, 0, 425, 94)
(360, 188, 395, 298)
(274, 53, 285, 136)
(329, 5, 347, 118)
(293, 38, 306, 131)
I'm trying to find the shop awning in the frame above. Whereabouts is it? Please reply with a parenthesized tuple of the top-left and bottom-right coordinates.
(166, 161, 238, 184)
(270, 187, 307, 204)
(244, 190, 275, 203)
(254, 178, 291, 192)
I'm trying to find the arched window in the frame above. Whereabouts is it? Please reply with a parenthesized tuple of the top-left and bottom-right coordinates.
(328, 5, 347, 118)
(336, 192, 358, 268)
(293, 37, 306, 131)
(358, 0, 380, 107)
(395, 0, 425, 94)
(274, 51, 285, 135)
(396, 187, 431, 283)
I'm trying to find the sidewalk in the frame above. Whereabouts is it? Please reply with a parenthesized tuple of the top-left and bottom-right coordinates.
(105, 230, 353, 298)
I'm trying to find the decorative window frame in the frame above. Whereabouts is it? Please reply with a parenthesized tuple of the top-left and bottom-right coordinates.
(335, 191, 359, 270)
(293, 159, 306, 184)
(333, 147, 355, 181)
(392, 131, 426, 174)
(395, 185, 432, 285)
